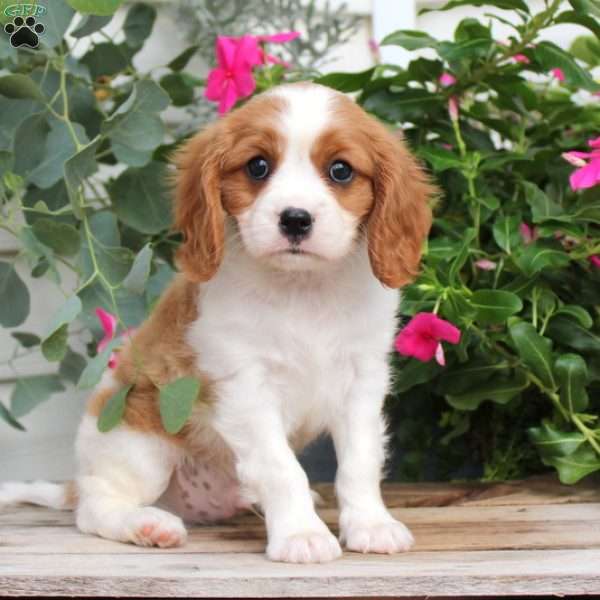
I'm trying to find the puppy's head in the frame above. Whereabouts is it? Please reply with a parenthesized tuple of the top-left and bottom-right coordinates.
(174, 82, 434, 287)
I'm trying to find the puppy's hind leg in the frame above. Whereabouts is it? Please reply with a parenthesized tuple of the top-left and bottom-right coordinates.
(75, 414, 186, 548)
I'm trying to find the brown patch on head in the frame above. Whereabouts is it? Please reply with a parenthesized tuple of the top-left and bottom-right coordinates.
(173, 94, 286, 281)
(314, 92, 435, 288)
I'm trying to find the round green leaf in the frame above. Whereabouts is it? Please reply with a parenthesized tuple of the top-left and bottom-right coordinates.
(10, 375, 65, 418)
(470, 289, 523, 325)
(98, 385, 132, 432)
(122, 244, 153, 295)
(124, 3, 156, 48)
(66, 0, 123, 16)
(32, 219, 80, 256)
(0, 262, 30, 327)
(0, 75, 44, 102)
(159, 377, 201, 434)
(77, 337, 123, 389)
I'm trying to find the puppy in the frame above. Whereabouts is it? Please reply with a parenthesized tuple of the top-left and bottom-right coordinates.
(1, 82, 433, 563)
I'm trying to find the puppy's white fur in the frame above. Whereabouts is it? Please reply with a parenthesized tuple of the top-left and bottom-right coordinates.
(2, 84, 425, 563)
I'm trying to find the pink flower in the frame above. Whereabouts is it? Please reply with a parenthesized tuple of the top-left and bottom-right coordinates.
(520, 223, 538, 245)
(513, 53, 530, 64)
(448, 96, 459, 121)
(205, 32, 300, 114)
(95, 308, 134, 369)
(475, 259, 497, 271)
(395, 313, 461, 366)
(368, 38, 381, 62)
(439, 72, 457, 87)
(589, 255, 600, 269)
(551, 68, 565, 82)
(563, 136, 600, 190)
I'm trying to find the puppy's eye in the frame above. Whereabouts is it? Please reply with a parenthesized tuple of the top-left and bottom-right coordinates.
(329, 160, 353, 184)
(246, 156, 270, 180)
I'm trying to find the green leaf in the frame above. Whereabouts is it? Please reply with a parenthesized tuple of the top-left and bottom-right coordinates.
(556, 10, 600, 39)
(0, 75, 44, 102)
(448, 227, 476, 285)
(492, 215, 521, 254)
(547, 316, 600, 354)
(123, 244, 153, 295)
(420, 0, 529, 13)
(470, 289, 523, 325)
(81, 43, 130, 79)
(11, 332, 40, 347)
(13, 114, 50, 181)
(108, 162, 172, 234)
(159, 377, 201, 434)
(42, 0, 75, 48)
(438, 38, 493, 62)
(509, 321, 556, 389)
(168, 45, 200, 72)
(437, 359, 510, 395)
(446, 370, 528, 411)
(32, 219, 80, 256)
(419, 147, 463, 172)
(529, 423, 585, 458)
(543, 445, 600, 484)
(393, 358, 444, 393)
(0, 262, 30, 327)
(555, 354, 589, 413)
(534, 41, 600, 91)
(77, 337, 123, 389)
(41, 295, 82, 363)
(10, 375, 65, 418)
(66, 0, 123, 15)
(64, 137, 100, 219)
(71, 14, 112, 37)
(522, 182, 562, 223)
(554, 305, 592, 329)
(124, 3, 156, 48)
(362, 88, 442, 123)
(79, 212, 134, 287)
(59, 348, 87, 384)
(98, 385, 132, 432)
(517, 241, 570, 276)
(381, 30, 438, 50)
(29, 120, 89, 190)
(568, 0, 600, 18)
(426, 237, 464, 261)
(160, 73, 194, 107)
(0, 402, 25, 431)
(570, 35, 600, 67)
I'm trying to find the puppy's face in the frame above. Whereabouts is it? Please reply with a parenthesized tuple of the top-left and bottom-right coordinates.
(174, 83, 434, 287)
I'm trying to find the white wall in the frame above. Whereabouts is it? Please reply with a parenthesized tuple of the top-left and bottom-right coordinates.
(0, 0, 589, 481)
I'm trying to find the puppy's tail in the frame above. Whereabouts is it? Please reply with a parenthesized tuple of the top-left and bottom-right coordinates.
(0, 480, 77, 511)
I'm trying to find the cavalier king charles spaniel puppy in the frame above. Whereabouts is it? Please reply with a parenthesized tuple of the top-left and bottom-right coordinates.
(1, 82, 434, 563)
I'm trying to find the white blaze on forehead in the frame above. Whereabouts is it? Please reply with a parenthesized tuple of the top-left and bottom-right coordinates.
(268, 84, 336, 157)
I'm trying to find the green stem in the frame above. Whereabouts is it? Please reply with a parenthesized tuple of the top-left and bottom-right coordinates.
(573, 414, 600, 455)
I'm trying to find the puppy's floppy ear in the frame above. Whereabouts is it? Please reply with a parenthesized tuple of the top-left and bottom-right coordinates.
(367, 125, 435, 288)
(173, 121, 227, 282)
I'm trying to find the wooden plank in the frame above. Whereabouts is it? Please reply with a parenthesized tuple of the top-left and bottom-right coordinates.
(2, 503, 600, 555)
(1, 549, 599, 597)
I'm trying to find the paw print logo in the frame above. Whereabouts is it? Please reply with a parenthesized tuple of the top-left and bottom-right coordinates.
(4, 16, 45, 49)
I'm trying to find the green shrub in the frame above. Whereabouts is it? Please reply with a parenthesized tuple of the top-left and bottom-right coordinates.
(0, 0, 599, 484)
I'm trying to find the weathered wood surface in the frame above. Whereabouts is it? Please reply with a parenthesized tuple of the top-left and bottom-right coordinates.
(1, 476, 599, 597)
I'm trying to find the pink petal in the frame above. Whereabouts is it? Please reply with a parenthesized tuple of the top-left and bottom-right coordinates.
(234, 35, 262, 68)
(519, 223, 537, 245)
(95, 308, 117, 353)
(265, 53, 291, 68)
(570, 160, 600, 190)
(233, 65, 257, 98)
(218, 79, 240, 114)
(256, 31, 300, 43)
(429, 316, 461, 345)
(513, 53, 530, 64)
(204, 68, 228, 101)
(589, 255, 600, 269)
(107, 353, 117, 369)
(395, 329, 439, 362)
(588, 136, 600, 150)
(562, 151, 590, 167)
(435, 343, 446, 366)
(475, 259, 497, 271)
(215, 36, 238, 70)
(551, 68, 565, 82)
(439, 72, 457, 87)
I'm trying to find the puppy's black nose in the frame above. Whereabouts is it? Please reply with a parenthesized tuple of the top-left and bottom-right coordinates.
(279, 207, 313, 241)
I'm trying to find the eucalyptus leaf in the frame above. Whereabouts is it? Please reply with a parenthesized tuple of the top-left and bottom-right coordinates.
(0, 402, 25, 431)
(123, 244, 153, 295)
(168, 45, 200, 72)
(10, 375, 65, 418)
(11, 332, 40, 347)
(66, 0, 123, 16)
(0, 75, 44, 102)
(77, 337, 123, 389)
(32, 219, 80, 256)
(159, 377, 201, 434)
(98, 385, 133, 432)
(0, 262, 30, 327)
(124, 3, 157, 48)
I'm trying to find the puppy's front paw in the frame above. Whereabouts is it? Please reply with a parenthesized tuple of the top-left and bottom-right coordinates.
(128, 507, 188, 548)
(267, 530, 342, 563)
(341, 517, 414, 554)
